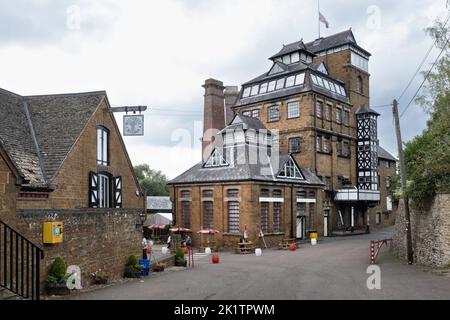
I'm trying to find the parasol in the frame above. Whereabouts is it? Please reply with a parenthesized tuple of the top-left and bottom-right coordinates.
(169, 227, 191, 233)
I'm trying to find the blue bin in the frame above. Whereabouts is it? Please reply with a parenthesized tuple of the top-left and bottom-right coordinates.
(139, 259, 151, 276)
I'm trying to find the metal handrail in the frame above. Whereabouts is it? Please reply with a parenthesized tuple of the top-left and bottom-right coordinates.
(0, 220, 44, 300)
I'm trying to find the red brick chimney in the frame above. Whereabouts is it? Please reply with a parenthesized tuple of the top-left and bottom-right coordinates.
(202, 79, 225, 159)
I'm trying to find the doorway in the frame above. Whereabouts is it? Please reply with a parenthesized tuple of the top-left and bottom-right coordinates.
(296, 216, 305, 239)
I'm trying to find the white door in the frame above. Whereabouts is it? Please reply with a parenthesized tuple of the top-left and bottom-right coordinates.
(324, 216, 328, 237)
(296, 217, 305, 239)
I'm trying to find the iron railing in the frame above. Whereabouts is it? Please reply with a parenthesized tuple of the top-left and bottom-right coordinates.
(0, 220, 44, 300)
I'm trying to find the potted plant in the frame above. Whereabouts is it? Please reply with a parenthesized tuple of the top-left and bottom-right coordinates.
(46, 257, 70, 296)
(175, 248, 187, 267)
(153, 262, 166, 272)
(91, 269, 110, 285)
(123, 255, 142, 278)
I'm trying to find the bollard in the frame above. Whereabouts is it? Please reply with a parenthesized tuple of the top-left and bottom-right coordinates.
(370, 240, 375, 264)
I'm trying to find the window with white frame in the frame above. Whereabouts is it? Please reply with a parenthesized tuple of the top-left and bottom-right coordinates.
(295, 73, 305, 85)
(343, 110, 350, 126)
(250, 84, 259, 96)
(97, 126, 109, 165)
(278, 157, 303, 179)
(272, 189, 282, 233)
(242, 87, 251, 98)
(259, 82, 268, 94)
(285, 76, 296, 88)
(324, 103, 331, 121)
(228, 201, 240, 234)
(204, 149, 228, 167)
(252, 109, 260, 119)
(316, 101, 323, 118)
(268, 105, 280, 122)
(275, 78, 285, 90)
(267, 80, 276, 92)
(98, 173, 111, 208)
(287, 101, 300, 118)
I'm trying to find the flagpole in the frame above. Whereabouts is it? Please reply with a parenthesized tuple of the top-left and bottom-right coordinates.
(318, 0, 320, 38)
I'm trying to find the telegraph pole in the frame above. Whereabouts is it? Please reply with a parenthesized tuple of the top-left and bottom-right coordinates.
(392, 99, 414, 264)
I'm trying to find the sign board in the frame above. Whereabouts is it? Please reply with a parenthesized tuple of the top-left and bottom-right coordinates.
(123, 115, 144, 136)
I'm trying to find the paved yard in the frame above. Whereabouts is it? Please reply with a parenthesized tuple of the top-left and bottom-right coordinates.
(70, 228, 450, 300)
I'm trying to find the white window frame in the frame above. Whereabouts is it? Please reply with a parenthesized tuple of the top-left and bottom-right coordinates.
(287, 101, 300, 119)
(97, 127, 108, 166)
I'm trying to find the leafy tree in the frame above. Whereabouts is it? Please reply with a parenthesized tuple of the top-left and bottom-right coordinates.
(134, 164, 169, 196)
(404, 19, 450, 208)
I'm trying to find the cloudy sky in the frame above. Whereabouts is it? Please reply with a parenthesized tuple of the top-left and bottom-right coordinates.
(0, 0, 446, 178)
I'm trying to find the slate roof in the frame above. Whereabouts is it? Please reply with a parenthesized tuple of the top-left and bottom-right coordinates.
(377, 146, 397, 162)
(355, 105, 380, 116)
(147, 196, 172, 211)
(305, 29, 371, 56)
(0, 88, 106, 189)
(269, 40, 310, 59)
(219, 114, 269, 133)
(242, 61, 309, 85)
(168, 152, 323, 186)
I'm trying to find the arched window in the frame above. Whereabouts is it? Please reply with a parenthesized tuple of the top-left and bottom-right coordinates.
(356, 76, 363, 94)
(97, 126, 109, 165)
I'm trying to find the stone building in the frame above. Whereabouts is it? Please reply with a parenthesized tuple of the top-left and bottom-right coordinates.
(0, 87, 146, 290)
(170, 29, 397, 247)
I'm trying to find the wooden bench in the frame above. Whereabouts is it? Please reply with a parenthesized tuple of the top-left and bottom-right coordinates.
(235, 241, 255, 254)
(278, 238, 299, 250)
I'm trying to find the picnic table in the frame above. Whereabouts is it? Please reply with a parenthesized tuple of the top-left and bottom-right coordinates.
(235, 241, 255, 254)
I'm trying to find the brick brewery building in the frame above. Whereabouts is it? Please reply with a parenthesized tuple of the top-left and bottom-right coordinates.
(0, 88, 146, 290)
(169, 29, 397, 248)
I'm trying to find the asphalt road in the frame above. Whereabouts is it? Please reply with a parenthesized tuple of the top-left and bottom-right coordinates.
(70, 228, 450, 300)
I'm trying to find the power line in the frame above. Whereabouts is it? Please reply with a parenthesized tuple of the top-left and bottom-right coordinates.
(397, 13, 450, 102)
(400, 34, 450, 118)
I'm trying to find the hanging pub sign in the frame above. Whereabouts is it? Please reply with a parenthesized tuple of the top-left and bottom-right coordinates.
(123, 114, 144, 136)
(109, 105, 147, 137)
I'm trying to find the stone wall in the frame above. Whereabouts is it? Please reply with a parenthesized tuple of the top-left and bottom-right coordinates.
(0, 153, 18, 227)
(393, 194, 450, 267)
(16, 208, 142, 289)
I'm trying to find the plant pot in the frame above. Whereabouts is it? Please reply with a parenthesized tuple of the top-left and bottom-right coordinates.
(175, 259, 187, 267)
(95, 278, 108, 285)
(46, 283, 71, 296)
(153, 264, 165, 272)
(124, 270, 142, 278)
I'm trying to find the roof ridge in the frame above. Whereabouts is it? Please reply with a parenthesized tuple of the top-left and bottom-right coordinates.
(0, 87, 23, 98)
(24, 90, 107, 99)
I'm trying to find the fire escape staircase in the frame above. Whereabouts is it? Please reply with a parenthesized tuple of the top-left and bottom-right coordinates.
(0, 220, 44, 300)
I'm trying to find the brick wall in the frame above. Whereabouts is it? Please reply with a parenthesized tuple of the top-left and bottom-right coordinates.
(393, 194, 450, 267)
(17, 208, 142, 289)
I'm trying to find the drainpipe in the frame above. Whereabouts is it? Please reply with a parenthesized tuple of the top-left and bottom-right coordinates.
(291, 184, 295, 238)
(313, 93, 318, 174)
(172, 185, 177, 226)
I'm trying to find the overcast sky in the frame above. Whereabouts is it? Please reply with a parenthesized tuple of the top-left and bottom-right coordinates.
(0, 0, 447, 179)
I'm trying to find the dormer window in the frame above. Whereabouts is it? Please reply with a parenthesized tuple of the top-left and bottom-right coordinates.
(204, 149, 228, 167)
(278, 157, 304, 179)
(269, 63, 284, 75)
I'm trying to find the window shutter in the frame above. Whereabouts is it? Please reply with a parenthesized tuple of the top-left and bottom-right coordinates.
(89, 171, 99, 208)
(114, 176, 122, 208)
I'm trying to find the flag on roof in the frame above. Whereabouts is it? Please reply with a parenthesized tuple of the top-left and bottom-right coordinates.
(319, 12, 329, 28)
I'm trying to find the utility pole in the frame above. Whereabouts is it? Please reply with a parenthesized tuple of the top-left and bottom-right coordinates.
(392, 99, 414, 264)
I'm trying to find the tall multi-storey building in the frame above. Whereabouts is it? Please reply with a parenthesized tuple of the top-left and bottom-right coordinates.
(169, 29, 396, 247)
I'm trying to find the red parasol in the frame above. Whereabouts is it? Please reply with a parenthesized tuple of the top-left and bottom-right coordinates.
(197, 228, 220, 234)
(148, 224, 166, 229)
(169, 227, 191, 233)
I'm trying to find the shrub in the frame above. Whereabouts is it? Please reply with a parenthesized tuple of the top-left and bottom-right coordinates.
(126, 255, 139, 267)
(46, 257, 68, 285)
(176, 248, 185, 260)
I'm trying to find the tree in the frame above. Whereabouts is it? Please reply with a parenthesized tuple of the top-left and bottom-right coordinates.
(134, 164, 169, 196)
(404, 19, 450, 208)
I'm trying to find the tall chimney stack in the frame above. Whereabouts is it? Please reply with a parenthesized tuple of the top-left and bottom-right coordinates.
(224, 86, 239, 125)
(202, 79, 225, 159)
